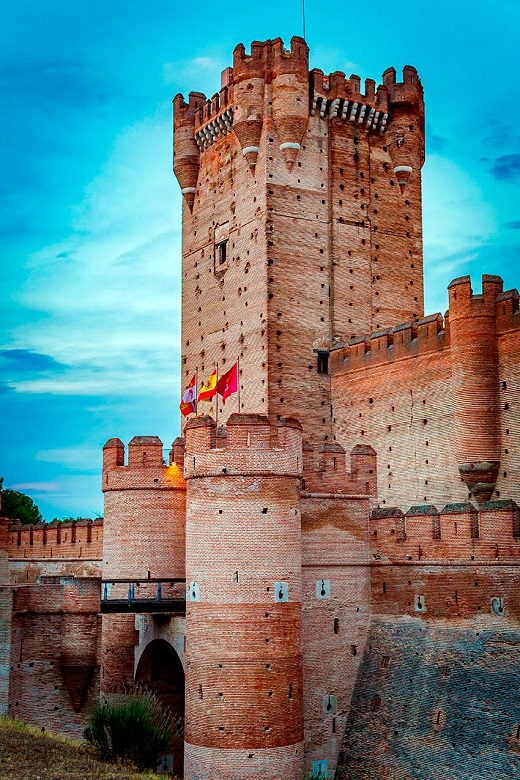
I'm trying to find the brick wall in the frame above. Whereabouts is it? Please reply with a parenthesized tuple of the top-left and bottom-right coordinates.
(8, 519, 103, 562)
(301, 494, 371, 777)
(8, 579, 101, 736)
(331, 275, 520, 511)
(183, 414, 305, 780)
(336, 617, 520, 780)
(175, 37, 425, 448)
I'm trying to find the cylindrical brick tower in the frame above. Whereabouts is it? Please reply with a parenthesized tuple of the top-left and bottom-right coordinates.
(184, 413, 304, 780)
(232, 41, 265, 170)
(173, 92, 204, 210)
(448, 274, 503, 502)
(100, 435, 186, 696)
(271, 37, 309, 170)
(383, 65, 425, 192)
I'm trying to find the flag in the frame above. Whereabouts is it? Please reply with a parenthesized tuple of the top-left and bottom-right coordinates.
(197, 369, 217, 402)
(215, 361, 238, 404)
(180, 374, 197, 417)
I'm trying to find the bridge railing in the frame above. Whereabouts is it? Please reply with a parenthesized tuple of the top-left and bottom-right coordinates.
(100, 578, 186, 613)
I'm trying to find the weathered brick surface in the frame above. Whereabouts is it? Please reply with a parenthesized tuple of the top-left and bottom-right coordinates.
(184, 415, 304, 779)
(8, 580, 101, 736)
(102, 437, 186, 580)
(8, 519, 103, 569)
(0, 587, 12, 714)
(184, 742, 305, 780)
(2, 34, 520, 780)
(301, 494, 371, 776)
(331, 275, 520, 510)
(336, 616, 520, 780)
(175, 38, 425, 448)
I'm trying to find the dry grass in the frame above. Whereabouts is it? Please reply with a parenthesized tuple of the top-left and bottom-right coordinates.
(0, 717, 161, 780)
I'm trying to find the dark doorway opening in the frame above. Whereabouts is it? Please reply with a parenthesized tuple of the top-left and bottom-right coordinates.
(135, 638, 184, 776)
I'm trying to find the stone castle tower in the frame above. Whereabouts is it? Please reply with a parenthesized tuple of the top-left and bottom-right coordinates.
(2, 35, 520, 780)
(174, 36, 425, 445)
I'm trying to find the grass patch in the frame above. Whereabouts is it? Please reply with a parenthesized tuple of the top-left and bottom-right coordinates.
(85, 690, 182, 771)
(0, 717, 161, 779)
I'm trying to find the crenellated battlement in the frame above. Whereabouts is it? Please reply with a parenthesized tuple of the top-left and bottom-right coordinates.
(173, 35, 427, 202)
(102, 435, 185, 492)
(382, 65, 423, 106)
(8, 519, 103, 561)
(370, 500, 520, 563)
(301, 441, 377, 498)
(331, 274, 520, 375)
(448, 273, 504, 317)
(233, 36, 309, 75)
(310, 68, 389, 132)
(330, 311, 448, 373)
(446, 275, 520, 333)
(183, 413, 378, 499)
(310, 63, 423, 137)
(183, 413, 303, 479)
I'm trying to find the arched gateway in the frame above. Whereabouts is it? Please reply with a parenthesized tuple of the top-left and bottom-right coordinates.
(135, 638, 185, 776)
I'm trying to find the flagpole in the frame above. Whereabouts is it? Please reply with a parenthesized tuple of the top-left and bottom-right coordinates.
(237, 356, 240, 414)
(195, 368, 198, 416)
(215, 363, 219, 429)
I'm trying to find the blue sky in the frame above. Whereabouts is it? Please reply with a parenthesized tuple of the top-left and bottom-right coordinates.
(1, 0, 519, 521)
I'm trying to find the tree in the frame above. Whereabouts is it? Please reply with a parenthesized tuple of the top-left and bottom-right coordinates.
(0, 477, 43, 525)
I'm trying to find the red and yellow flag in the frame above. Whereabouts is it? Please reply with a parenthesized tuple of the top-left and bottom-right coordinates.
(179, 374, 197, 417)
(198, 369, 217, 402)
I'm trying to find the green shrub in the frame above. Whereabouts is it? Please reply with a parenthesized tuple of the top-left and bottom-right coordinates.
(84, 688, 182, 770)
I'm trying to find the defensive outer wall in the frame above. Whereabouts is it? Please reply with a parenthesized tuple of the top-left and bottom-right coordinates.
(0, 35, 519, 780)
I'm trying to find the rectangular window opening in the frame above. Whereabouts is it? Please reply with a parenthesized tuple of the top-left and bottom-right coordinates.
(217, 240, 227, 265)
(317, 351, 329, 374)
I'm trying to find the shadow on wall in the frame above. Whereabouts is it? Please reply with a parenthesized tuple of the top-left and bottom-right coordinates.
(336, 616, 520, 780)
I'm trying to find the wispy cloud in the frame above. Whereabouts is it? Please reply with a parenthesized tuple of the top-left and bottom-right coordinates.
(427, 128, 448, 153)
(490, 154, 520, 181)
(11, 481, 60, 492)
(0, 349, 67, 374)
(5, 115, 182, 398)
(36, 446, 101, 472)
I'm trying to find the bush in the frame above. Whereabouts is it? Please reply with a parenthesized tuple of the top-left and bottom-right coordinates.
(84, 688, 182, 770)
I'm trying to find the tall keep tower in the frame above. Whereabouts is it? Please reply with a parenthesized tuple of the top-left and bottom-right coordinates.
(173, 37, 425, 445)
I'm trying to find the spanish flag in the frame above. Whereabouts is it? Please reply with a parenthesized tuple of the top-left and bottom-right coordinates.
(198, 369, 217, 402)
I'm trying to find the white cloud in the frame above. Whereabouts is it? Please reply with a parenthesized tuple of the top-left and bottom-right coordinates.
(36, 446, 101, 471)
(162, 51, 227, 98)
(423, 154, 497, 260)
(7, 114, 184, 397)
(12, 481, 60, 492)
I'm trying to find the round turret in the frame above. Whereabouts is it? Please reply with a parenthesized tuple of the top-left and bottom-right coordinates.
(100, 435, 186, 697)
(271, 37, 310, 170)
(448, 275, 502, 502)
(183, 414, 304, 780)
(232, 42, 266, 170)
(384, 66, 425, 192)
(173, 92, 204, 210)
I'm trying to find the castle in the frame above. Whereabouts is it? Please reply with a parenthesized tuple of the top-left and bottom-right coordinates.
(1, 36, 519, 780)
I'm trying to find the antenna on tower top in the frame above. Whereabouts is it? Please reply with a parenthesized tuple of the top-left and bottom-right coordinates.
(302, 0, 306, 40)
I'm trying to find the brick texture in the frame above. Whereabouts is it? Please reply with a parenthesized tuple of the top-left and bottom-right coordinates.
(2, 34, 520, 780)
